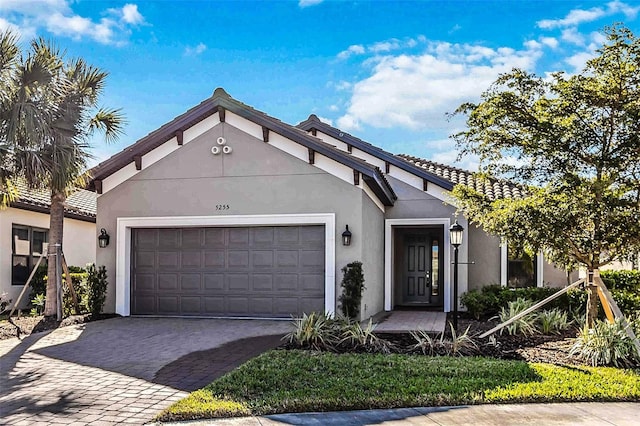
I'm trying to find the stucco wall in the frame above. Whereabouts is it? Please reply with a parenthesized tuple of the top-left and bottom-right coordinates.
(96, 122, 375, 316)
(358, 189, 385, 319)
(0, 207, 96, 306)
(467, 225, 501, 290)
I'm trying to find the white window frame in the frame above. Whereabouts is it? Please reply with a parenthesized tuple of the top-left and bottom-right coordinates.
(500, 241, 543, 288)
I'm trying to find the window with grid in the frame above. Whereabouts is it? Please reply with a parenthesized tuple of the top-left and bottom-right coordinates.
(12, 225, 48, 286)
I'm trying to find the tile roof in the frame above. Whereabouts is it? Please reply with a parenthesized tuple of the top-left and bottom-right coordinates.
(10, 179, 97, 220)
(397, 154, 525, 200)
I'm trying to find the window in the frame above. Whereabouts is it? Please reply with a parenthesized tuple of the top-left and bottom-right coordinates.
(507, 245, 536, 288)
(12, 225, 48, 286)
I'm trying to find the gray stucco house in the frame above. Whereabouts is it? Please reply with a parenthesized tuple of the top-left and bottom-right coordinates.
(90, 88, 569, 319)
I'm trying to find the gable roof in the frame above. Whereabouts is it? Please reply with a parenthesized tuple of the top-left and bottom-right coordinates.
(9, 180, 96, 222)
(296, 115, 455, 191)
(89, 88, 397, 206)
(398, 154, 524, 200)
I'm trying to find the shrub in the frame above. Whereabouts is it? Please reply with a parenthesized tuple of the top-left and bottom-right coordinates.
(62, 271, 89, 316)
(538, 308, 572, 334)
(338, 261, 365, 319)
(86, 264, 108, 316)
(570, 319, 639, 367)
(30, 293, 45, 316)
(0, 292, 12, 314)
(339, 318, 389, 353)
(410, 329, 437, 355)
(285, 312, 337, 351)
(29, 264, 48, 299)
(442, 323, 478, 356)
(495, 297, 538, 336)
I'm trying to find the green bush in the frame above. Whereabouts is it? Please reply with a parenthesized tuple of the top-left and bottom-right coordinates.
(62, 271, 89, 316)
(538, 308, 572, 334)
(570, 319, 639, 367)
(87, 264, 108, 316)
(29, 264, 48, 299)
(338, 261, 365, 319)
(462, 285, 590, 320)
(601, 270, 640, 316)
(495, 298, 539, 336)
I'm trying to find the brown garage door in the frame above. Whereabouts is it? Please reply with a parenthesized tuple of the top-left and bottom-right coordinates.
(131, 226, 325, 317)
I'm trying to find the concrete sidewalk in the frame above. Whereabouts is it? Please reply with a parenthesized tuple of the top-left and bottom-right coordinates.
(155, 402, 639, 425)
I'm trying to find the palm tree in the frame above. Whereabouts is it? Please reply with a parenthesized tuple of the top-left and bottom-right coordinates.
(0, 31, 124, 316)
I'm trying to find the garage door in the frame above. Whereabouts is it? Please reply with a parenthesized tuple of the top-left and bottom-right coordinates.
(131, 226, 325, 317)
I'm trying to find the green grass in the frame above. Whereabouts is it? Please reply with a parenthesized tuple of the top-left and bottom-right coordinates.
(158, 350, 640, 422)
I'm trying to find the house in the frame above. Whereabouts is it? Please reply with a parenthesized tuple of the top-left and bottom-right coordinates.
(1, 180, 97, 307)
(89, 88, 571, 319)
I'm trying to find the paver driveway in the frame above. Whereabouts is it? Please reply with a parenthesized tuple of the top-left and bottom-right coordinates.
(0, 317, 290, 425)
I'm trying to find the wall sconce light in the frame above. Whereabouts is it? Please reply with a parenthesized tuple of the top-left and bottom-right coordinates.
(342, 225, 352, 246)
(98, 228, 110, 248)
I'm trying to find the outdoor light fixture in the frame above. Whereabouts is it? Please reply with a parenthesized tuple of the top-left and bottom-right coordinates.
(98, 228, 110, 248)
(342, 225, 352, 246)
(450, 220, 464, 248)
(449, 220, 464, 331)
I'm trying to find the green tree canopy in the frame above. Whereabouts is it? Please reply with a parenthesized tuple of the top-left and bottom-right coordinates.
(0, 31, 124, 316)
(451, 25, 640, 272)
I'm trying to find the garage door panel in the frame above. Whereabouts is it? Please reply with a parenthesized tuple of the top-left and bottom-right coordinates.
(229, 228, 249, 244)
(180, 274, 201, 291)
(135, 229, 157, 248)
(228, 274, 250, 290)
(301, 250, 324, 267)
(157, 274, 178, 290)
(204, 228, 225, 245)
(204, 297, 224, 313)
(181, 250, 202, 268)
(204, 274, 224, 290)
(134, 295, 156, 314)
(181, 228, 202, 247)
(251, 251, 274, 268)
(132, 226, 325, 317)
(158, 229, 179, 247)
(252, 274, 273, 291)
(134, 274, 155, 291)
(204, 250, 225, 267)
(158, 297, 179, 314)
(275, 274, 298, 291)
(227, 297, 249, 314)
(276, 251, 298, 267)
(158, 251, 179, 268)
(135, 251, 155, 268)
(180, 297, 201, 314)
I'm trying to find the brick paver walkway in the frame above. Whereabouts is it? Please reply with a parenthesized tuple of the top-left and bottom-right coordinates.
(0, 317, 289, 425)
(375, 310, 447, 333)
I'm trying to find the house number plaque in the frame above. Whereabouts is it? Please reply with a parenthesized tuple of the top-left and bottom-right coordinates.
(216, 204, 230, 210)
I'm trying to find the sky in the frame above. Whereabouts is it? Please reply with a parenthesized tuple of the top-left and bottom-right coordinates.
(1, 0, 639, 170)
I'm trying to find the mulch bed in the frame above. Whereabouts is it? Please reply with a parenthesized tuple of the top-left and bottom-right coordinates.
(0, 313, 118, 340)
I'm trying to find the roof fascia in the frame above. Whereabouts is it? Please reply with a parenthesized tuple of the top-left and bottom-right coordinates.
(298, 119, 454, 191)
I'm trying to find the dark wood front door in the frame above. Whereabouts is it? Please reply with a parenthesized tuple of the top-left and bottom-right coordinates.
(402, 231, 443, 306)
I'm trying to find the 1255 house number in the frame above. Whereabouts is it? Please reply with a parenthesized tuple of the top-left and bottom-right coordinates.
(216, 204, 230, 210)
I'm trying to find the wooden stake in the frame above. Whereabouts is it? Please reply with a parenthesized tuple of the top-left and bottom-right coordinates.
(61, 254, 80, 315)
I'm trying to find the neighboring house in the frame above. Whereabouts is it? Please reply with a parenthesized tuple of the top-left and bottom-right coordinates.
(89, 88, 572, 320)
(1, 180, 97, 307)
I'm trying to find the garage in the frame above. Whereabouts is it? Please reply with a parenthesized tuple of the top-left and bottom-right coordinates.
(130, 225, 325, 318)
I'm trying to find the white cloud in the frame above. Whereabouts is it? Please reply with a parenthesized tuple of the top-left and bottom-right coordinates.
(540, 37, 559, 49)
(184, 42, 207, 56)
(121, 4, 144, 25)
(336, 41, 542, 132)
(337, 44, 365, 60)
(561, 27, 586, 45)
(337, 37, 425, 60)
(537, 1, 639, 29)
(0, 1, 146, 45)
(329, 104, 339, 112)
(299, 0, 324, 8)
(317, 116, 334, 126)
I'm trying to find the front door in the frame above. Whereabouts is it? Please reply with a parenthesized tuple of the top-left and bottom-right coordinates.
(402, 230, 443, 306)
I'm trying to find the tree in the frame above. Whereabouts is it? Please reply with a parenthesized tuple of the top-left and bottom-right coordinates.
(451, 25, 640, 325)
(0, 31, 124, 317)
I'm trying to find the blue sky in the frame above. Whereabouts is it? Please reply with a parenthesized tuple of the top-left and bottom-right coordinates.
(1, 1, 639, 170)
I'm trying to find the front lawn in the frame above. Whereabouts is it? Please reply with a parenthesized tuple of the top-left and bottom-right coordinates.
(157, 350, 640, 421)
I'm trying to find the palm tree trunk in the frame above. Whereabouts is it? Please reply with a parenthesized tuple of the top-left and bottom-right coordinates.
(44, 190, 65, 317)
